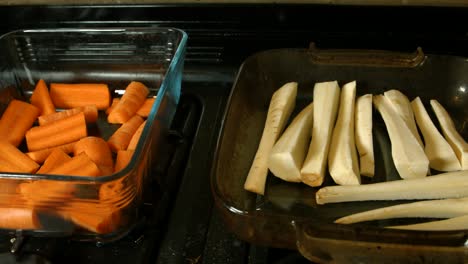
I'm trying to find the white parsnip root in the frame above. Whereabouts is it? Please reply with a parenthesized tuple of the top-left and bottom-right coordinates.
(244, 82, 297, 195)
(301, 81, 340, 187)
(328, 81, 360, 185)
(335, 197, 468, 224)
(387, 214, 468, 231)
(411, 97, 461, 171)
(355, 94, 374, 177)
(268, 102, 313, 182)
(316, 170, 468, 205)
(373, 95, 429, 179)
(431, 99, 468, 170)
(384, 89, 424, 148)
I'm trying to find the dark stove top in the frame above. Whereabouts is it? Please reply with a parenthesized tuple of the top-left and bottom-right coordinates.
(1, 3, 468, 264)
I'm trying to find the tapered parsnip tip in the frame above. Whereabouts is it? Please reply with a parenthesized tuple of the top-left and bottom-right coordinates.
(244, 81, 297, 195)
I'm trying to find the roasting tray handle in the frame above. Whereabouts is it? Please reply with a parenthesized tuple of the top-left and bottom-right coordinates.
(308, 42, 425, 67)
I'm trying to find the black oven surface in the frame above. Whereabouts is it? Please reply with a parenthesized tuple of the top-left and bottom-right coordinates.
(0, 4, 468, 264)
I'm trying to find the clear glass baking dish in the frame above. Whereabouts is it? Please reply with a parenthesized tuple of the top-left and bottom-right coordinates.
(211, 45, 468, 263)
(0, 27, 187, 242)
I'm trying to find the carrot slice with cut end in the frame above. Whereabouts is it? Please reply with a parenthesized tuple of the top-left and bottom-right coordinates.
(0, 208, 41, 230)
(30, 79, 55, 116)
(114, 150, 134, 173)
(18, 180, 76, 208)
(59, 202, 121, 234)
(36, 149, 72, 174)
(107, 81, 149, 124)
(127, 121, 146, 151)
(106, 98, 120, 115)
(0, 141, 39, 173)
(0, 99, 39, 147)
(26, 141, 77, 164)
(50, 83, 111, 110)
(108, 115, 144, 152)
(136, 98, 155, 117)
(38, 105, 98, 125)
(74, 137, 114, 176)
(26, 112, 87, 152)
(47, 152, 101, 177)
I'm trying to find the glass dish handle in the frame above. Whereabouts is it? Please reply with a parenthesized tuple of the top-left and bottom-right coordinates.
(308, 42, 425, 68)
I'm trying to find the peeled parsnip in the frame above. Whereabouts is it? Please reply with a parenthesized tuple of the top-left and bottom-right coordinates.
(268, 102, 314, 182)
(301, 81, 340, 187)
(355, 94, 374, 177)
(430, 99, 468, 170)
(315, 170, 468, 205)
(335, 197, 468, 224)
(387, 214, 468, 231)
(411, 97, 461, 171)
(374, 95, 429, 179)
(244, 82, 297, 195)
(328, 81, 360, 185)
(384, 89, 424, 148)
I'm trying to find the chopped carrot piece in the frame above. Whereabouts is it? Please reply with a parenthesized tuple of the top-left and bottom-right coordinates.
(107, 115, 144, 152)
(114, 150, 134, 173)
(36, 149, 72, 174)
(59, 202, 121, 234)
(25, 112, 87, 152)
(106, 98, 120, 115)
(107, 98, 155, 118)
(50, 83, 110, 110)
(30, 79, 55, 116)
(26, 141, 77, 164)
(47, 152, 101, 177)
(0, 208, 41, 230)
(18, 180, 76, 209)
(136, 98, 155, 117)
(0, 141, 39, 173)
(0, 99, 39, 147)
(127, 121, 146, 151)
(74, 137, 113, 176)
(107, 81, 149, 124)
(38, 105, 98, 125)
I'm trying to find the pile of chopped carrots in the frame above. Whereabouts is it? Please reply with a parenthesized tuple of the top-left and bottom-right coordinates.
(0, 79, 156, 234)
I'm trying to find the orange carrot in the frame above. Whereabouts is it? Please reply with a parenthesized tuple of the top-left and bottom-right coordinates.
(47, 152, 101, 177)
(0, 141, 39, 173)
(107, 98, 155, 117)
(30, 79, 55, 116)
(0, 99, 39, 147)
(107, 115, 144, 152)
(0, 208, 40, 229)
(36, 149, 72, 174)
(107, 81, 149, 124)
(50, 83, 110, 110)
(59, 202, 121, 234)
(106, 98, 120, 115)
(114, 150, 134, 173)
(26, 141, 77, 164)
(74, 137, 113, 176)
(127, 121, 146, 151)
(136, 98, 155, 117)
(25, 112, 87, 152)
(18, 180, 76, 208)
(38, 105, 98, 125)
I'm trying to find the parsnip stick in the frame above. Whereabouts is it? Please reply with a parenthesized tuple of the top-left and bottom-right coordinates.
(335, 197, 468, 224)
(387, 214, 468, 231)
(244, 82, 297, 195)
(316, 170, 468, 205)
(431, 99, 468, 170)
(374, 95, 429, 179)
(355, 94, 374, 177)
